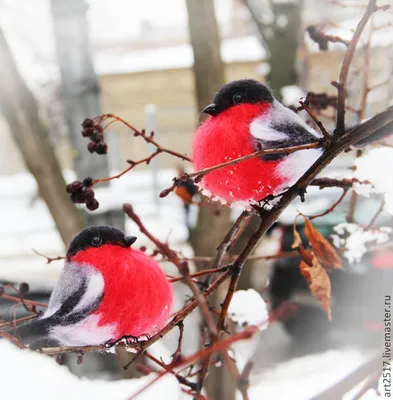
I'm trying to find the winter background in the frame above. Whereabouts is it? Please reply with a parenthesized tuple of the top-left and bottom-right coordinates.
(0, 0, 392, 399)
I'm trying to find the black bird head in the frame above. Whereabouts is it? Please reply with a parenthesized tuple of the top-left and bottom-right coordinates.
(201, 79, 274, 117)
(67, 226, 137, 258)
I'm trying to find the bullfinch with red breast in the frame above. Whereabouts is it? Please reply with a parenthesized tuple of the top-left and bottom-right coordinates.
(14, 226, 173, 347)
(192, 79, 393, 205)
(192, 79, 324, 205)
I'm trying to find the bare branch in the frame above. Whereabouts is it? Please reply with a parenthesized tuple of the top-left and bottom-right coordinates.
(32, 249, 65, 264)
(335, 0, 389, 134)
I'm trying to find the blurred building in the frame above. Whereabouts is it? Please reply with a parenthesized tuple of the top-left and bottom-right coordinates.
(0, 0, 392, 175)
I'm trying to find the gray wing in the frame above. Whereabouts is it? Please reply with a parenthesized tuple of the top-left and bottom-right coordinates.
(42, 262, 104, 326)
(250, 101, 321, 161)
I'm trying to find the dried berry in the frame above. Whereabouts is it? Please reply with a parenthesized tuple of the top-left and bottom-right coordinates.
(81, 127, 95, 137)
(86, 198, 99, 211)
(19, 282, 30, 294)
(85, 189, 95, 201)
(68, 181, 83, 193)
(91, 129, 103, 142)
(94, 125, 103, 133)
(87, 142, 96, 153)
(82, 118, 94, 129)
(94, 142, 108, 155)
(67, 176, 99, 211)
(71, 192, 87, 204)
(83, 177, 93, 188)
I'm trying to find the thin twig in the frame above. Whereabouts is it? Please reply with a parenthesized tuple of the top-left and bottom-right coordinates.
(169, 266, 228, 283)
(307, 189, 348, 220)
(180, 250, 298, 264)
(299, 100, 332, 143)
(187, 141, 323, 180)
(213, 210, 251, 270)
(238, 361, 254, 400)
(335, 0, 380, 135)
(310, 177, 372, 189)
(0, 329, 26, 348)
(94, 150, 161, 185)
(358, 15, 373, 121)
(145, 352, 197, 390)
(169, 322, 184, 363)
(100, 114, 191, 162)
(0, 314, 38, 329)
(0, 293, 47, 309)
(32, 249, 65, 264)
(364, 197, 385, 230)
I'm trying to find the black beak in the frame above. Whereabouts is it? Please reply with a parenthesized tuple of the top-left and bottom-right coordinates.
(201, 103, 218, 116)
(123, 236, 137, 247)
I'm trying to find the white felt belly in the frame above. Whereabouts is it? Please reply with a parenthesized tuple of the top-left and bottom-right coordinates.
(49, 314, 117, 346)
(275, 148, 323, 192)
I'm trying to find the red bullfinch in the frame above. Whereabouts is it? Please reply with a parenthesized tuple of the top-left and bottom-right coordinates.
(13, 226, 173, 347)
(192, 79, 323, 205)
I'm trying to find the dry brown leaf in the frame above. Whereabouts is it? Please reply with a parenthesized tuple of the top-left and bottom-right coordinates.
(299, 253, 332, 321)
(304, 217, 342, 271)
(291, 215, 302, 249)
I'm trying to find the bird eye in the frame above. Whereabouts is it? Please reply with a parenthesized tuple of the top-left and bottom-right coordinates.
(92, 236, 102, 247)
(233, 93, 244, 104)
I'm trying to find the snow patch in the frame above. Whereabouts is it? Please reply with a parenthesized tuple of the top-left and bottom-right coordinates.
(0, 341, 183, 399)
(228, 289, 269, 330)
(332, 223, 392, 263)
(354, 147, 393, 214)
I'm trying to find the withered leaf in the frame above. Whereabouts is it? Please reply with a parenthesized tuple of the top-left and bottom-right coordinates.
(304, 217, 342, 271)
(299, 254, 332, 321)
(298, 244, 314, 266)
(291, 215, 302, 249)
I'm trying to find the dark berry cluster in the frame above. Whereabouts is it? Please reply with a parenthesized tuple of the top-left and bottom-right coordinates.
(66, 177, 99, 210)
(81, 118, 108, 155)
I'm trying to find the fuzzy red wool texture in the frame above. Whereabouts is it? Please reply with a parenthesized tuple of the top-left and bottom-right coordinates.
(192, 103, 285, 203)
(72, 245, 173, 338)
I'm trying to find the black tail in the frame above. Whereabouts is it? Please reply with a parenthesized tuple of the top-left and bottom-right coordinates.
(5, 317, 51, 346)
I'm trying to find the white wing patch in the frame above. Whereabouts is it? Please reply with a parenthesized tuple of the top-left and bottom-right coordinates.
(250, 117, 288, 141)
(250, 100, 321, 142)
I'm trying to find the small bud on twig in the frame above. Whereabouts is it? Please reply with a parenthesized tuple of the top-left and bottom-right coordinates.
(19, 282, 29, 294)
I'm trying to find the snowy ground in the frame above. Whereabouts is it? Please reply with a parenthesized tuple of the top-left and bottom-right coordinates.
(0, 327, 381, 400)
